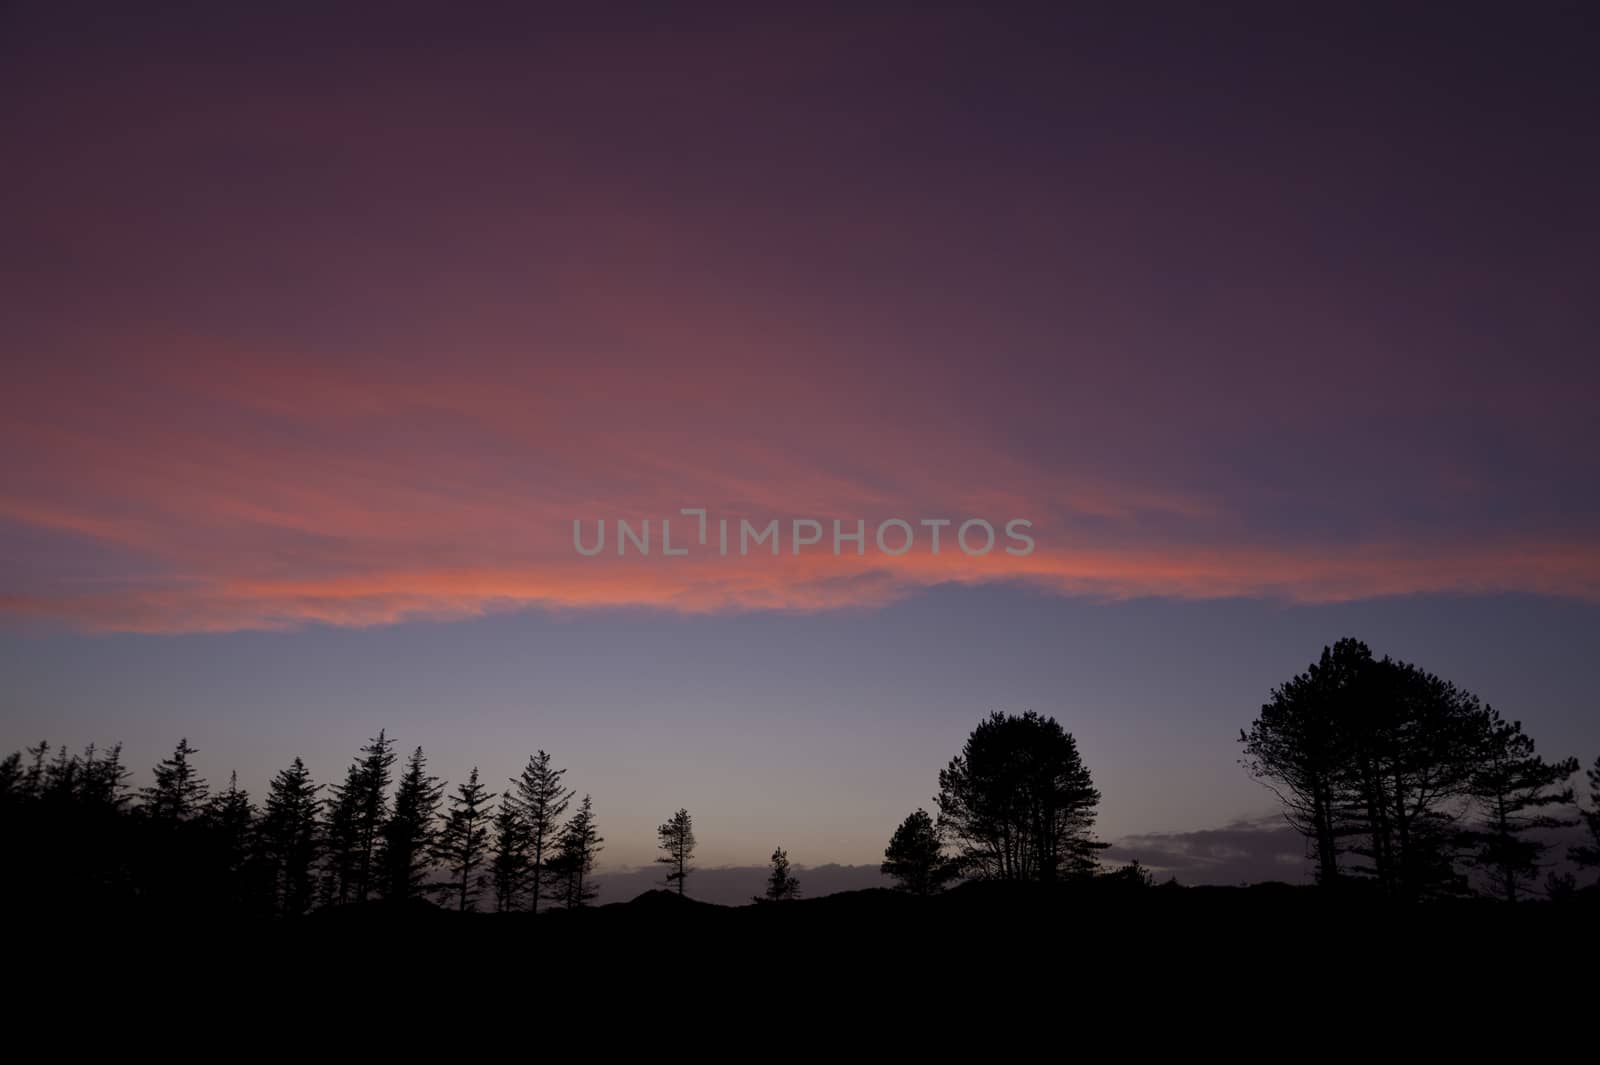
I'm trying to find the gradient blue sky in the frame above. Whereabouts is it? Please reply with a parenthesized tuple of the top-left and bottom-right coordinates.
(4, 589, 1597, 870)
(2, 4, 1598, 875)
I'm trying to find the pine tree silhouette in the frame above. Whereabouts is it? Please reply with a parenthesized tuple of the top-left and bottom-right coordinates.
(1466, 710, 1579, 901)
(655, 807, 696, 896)
(1566, 754, 1600, 884)
(378, 746, 443, 903)
(323, 731, 395, 904)
(434, 767, 495, 912)
(758, 846, 800, 902)
(204, 771, 256, 909)
(489, 794, 529, 912)
(551, 794, 601, 909)
(261, 756, 322, 916)
(512, 750, 573, 913)
(141, 738, 208, 821)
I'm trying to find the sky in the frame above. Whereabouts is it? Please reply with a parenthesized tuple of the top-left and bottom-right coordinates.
(2, 4, 1597, 881)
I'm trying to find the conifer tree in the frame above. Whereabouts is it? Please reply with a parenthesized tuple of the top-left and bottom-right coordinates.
(43, 744, 80, 803)
(22, 741, 49, 799)
(82, 743, 132, 813)
(378, 745, 443, 902)
(324, 730, 395, 903)
(0, 751, 20, 806)
(550, 794, 602, 908)
(205, 771, 257, 907)
(141, 738, 208, 821)
(655, 808, 696, 896)
(1467, 711, 1578, 901)
(261, 756, 322, 916)
(881, 808, 958, 894)
(1566, 754, 1600, 884)
(758, 846, 801, 902)
(434, 767, 495, 911)
(512, 750, 573, 913)
(489, 795, 529, 912)
(321, 762, 364, 906)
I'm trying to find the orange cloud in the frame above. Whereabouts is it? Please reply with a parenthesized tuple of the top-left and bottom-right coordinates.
(5, 331, 1598, 633)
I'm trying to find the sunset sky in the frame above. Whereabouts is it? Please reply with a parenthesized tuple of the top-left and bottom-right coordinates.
(3, 4, 1597, 881)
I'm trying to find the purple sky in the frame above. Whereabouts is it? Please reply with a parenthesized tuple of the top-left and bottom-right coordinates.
(2, 4, 1597, 881)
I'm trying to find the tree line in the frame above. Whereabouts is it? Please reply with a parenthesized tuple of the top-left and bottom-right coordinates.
(0, 734, 612, 915)
(3, 635, 1597, 914)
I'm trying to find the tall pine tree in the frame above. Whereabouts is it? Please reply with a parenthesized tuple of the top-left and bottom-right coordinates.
(260, 756, 322, 916)
(434, 767, 495, 912)
(655, 808, 696, 896)
(204, 771, 257, 909)
(551, 794, 601, 909)
(759, 846, 801, 902)
(489, 794, 529, 912)
(323, 730, 395, 904)
(378, 746, 443, 902)
(512, 750, 573, 913)
(141, 738, 208, 821)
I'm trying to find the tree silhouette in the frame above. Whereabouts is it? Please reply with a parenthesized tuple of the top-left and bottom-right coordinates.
(435, 767, 496, 912)
(379, 746, 443, 902)
(881, 808, 958, 895)
(137, 738, 212, 907)
(1465, 710, 1578, 901)
(324, 731, 396, 904)
(551, 794, 602, 909)
(141, 738, 208, 821)
(655, 807, 696, 896)
(260, 756, 321, 916)
(81, 742, 131, 814)
(489, 795, 529, 912)
(1240, 639, 1368, 885)
(512, 750, 573, 913)
(5, 741, 136, 910)
(936, 711, 1104, 882)
(1241, 640, 1524, 899)
(0, 751, 20, 804)
(758, 846, 800, 902)
(321, 763, 363, 906)
(1343, 656, 1488, 898)
(1566, 754, 1600, 884)
(204, 770, 256, 909)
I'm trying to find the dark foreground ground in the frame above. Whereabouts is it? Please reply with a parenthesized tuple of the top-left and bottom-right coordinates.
(15, 880, 1596, 1019)
(36, 876, 1600, 942)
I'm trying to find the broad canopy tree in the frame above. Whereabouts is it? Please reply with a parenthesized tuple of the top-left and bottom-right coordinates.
(935, 711, 1105, 882)
(1242, 638, 1583, 899)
